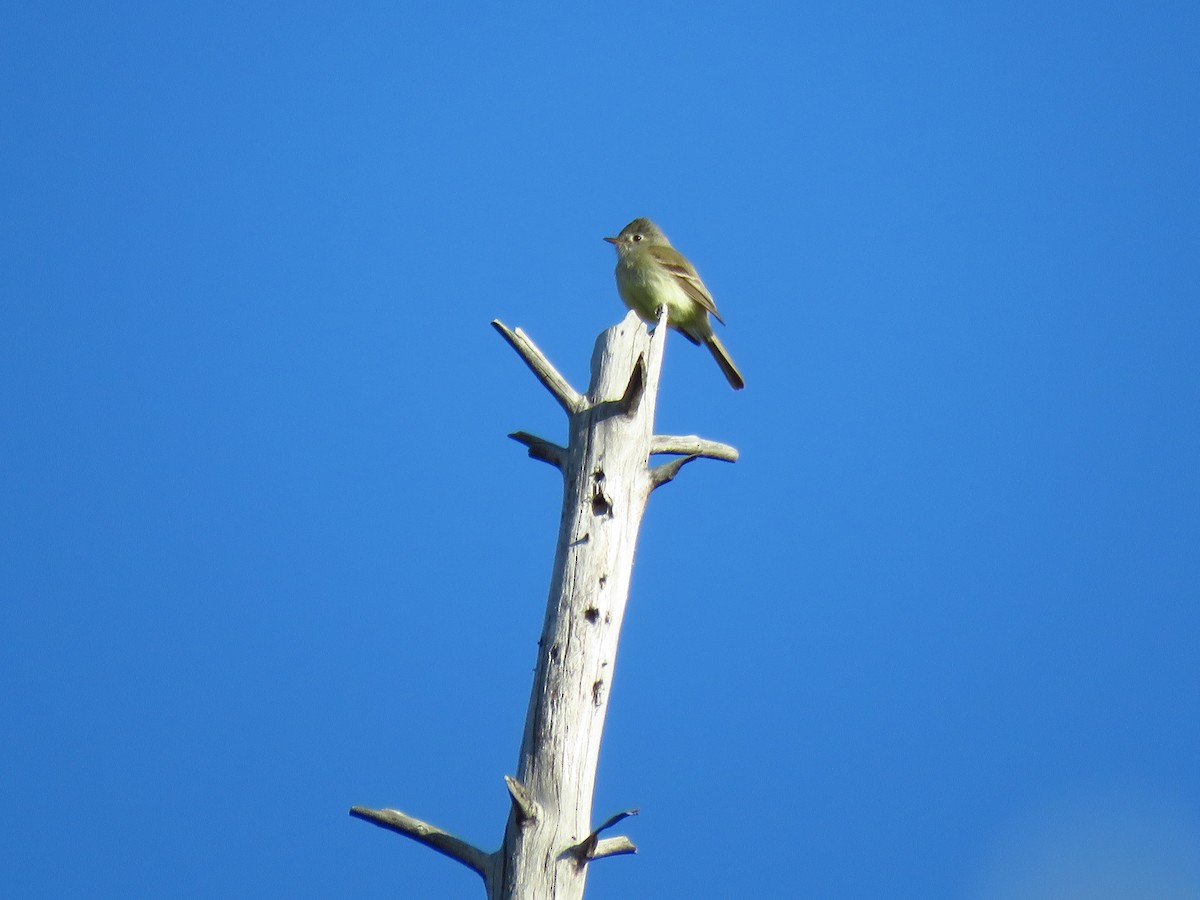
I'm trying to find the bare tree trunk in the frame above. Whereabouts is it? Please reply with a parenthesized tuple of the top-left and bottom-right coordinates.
(351, 310, 737, 898)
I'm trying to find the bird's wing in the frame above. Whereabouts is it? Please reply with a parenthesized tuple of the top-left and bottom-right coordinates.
(657, 255, 725, 325)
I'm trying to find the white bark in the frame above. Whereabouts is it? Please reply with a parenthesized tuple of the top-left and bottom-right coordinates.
(351, 310, 737, 898)
(489, 312, 664, 899)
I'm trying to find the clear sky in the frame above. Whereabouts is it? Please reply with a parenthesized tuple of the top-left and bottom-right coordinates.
(3, 2, 1198, 897)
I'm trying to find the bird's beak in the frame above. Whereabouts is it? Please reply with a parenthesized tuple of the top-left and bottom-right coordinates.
(603, 236, 620, 245)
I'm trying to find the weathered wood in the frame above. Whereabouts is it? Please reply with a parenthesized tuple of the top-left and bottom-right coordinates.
(650, 434, 738, 462)
(351, 309, 738, 898)
(489, 311, 665, 899)
(492, 322, 585, 415)
(348, 806, 490, 877)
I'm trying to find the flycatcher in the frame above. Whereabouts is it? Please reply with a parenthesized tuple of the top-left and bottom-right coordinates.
(604, 217, 745, 391)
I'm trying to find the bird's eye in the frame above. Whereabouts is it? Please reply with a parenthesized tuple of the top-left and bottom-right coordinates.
(632, 233, 643, 242)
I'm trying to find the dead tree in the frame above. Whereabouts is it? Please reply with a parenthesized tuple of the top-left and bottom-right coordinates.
(351, 309, 738, 898)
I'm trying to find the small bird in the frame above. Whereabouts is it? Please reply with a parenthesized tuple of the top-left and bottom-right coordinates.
(604, 217, 745, 391)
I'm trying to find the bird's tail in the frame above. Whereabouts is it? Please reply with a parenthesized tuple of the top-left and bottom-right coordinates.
(705, 334, 745, 391)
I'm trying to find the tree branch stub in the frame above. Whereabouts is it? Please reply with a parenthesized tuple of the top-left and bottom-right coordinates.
(349, 806, 491, 878)
(650, 434, 739, 462)
(491, 320, 584, 415)
(508, 431, 567, 470)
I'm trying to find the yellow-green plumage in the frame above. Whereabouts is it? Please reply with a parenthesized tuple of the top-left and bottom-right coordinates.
(604, 217, 744, 390)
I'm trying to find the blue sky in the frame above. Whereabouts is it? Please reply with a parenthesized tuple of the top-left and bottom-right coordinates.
(3, 2, 1198, 897)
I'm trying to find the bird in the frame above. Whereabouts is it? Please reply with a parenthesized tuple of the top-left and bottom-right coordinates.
(604, 217, 744, 391)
